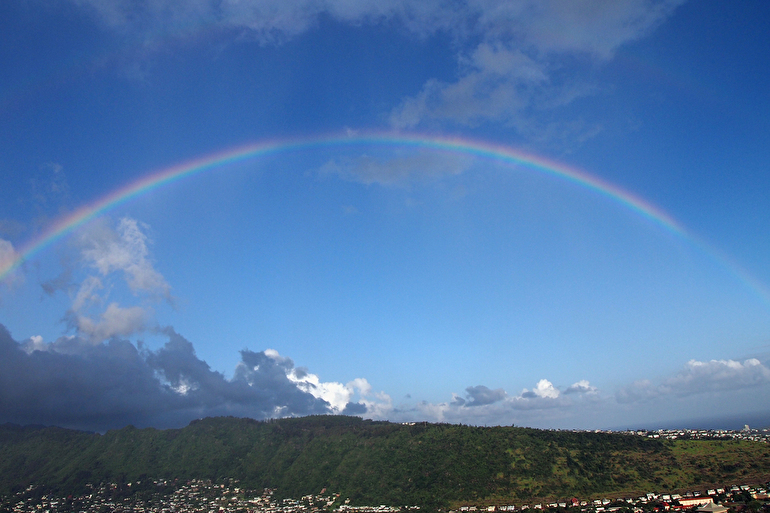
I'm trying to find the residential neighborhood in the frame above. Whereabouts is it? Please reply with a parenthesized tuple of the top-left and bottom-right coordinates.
(621, 427, 770, 443)
(3, 477, 769, 513)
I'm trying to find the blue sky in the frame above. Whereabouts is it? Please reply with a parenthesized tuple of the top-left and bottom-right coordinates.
(1, 0, 770, 432)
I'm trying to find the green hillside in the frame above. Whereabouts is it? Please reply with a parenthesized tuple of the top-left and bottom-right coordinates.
(1, 416, 769, 509)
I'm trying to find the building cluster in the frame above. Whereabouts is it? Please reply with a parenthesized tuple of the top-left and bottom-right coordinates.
(621, 427, 770, 443)
(3, 480, 769, 513)
(0, 479, 419, 513)
(453, 482, 770, 513)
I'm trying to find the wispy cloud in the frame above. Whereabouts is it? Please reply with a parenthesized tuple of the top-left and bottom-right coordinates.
(390, 0, 686, 135)
(76, 217, 171, 300)
(320, 150, 475, 188)
(46, 217, 174, 343)
(0, 239, 22, 289)
(58, 0, 685, 139)
(0, 239, 20, 273)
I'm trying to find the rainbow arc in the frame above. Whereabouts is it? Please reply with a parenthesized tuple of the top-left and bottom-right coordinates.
(1, 132, 767, 308)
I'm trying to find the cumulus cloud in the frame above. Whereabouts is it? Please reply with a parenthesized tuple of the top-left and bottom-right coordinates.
(616, 358, 770, 404)
(0, 323, 391, 432)
(286, 368, 392, 418)
(0, 316, 597, 431)
(520, 378, 560, 399)
(565, 379, 597, 395)
(393, 378, 598, 425)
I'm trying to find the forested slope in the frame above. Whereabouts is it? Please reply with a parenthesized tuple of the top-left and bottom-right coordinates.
(1, 416, 769, 508)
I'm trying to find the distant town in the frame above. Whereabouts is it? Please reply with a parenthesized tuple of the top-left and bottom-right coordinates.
(619, 426, 770, 443)
(2, 427, 769, 513)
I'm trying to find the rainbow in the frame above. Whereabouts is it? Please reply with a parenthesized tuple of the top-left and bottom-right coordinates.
(1, 132, 766, 306)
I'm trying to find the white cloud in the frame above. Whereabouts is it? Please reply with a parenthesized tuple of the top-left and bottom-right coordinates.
(72, 275, 103, 312)
(279, 350, 392, 415)
(76, 302, 149, 342)
(617, 358, 770, 403)
(521, 378, 560, 399)
(469, 0, 684, 59)
(57, 217, 172, 342)
(21, 335, 47, 354)
(78, 217, 171, 299)
(389, 0, 685, 133)
(390, 42, 548, 129)
(565, 379, 597, 395)
(668, 358, 770, 392)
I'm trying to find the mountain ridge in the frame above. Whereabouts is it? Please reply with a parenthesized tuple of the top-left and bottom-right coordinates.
(2, 416, 769, 509)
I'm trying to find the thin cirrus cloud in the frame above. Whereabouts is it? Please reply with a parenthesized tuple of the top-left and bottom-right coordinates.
(388, 0, 686, 132)
(61, 0, 686, 134)
(0, 239, 20, 289)
(320, 150, 476, 187)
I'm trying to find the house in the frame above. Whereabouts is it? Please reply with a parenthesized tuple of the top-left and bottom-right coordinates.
(679, 497, 713, 508)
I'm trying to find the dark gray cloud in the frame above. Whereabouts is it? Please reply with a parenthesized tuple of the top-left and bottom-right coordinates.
(341, 402, 368, 415)
(464, 385, 507, 406)
(0, 323, 333, 432)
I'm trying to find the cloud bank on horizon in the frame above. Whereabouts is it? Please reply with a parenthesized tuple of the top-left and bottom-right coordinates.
(2, 0, 770, 432)
(1, 219, 769, 432)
